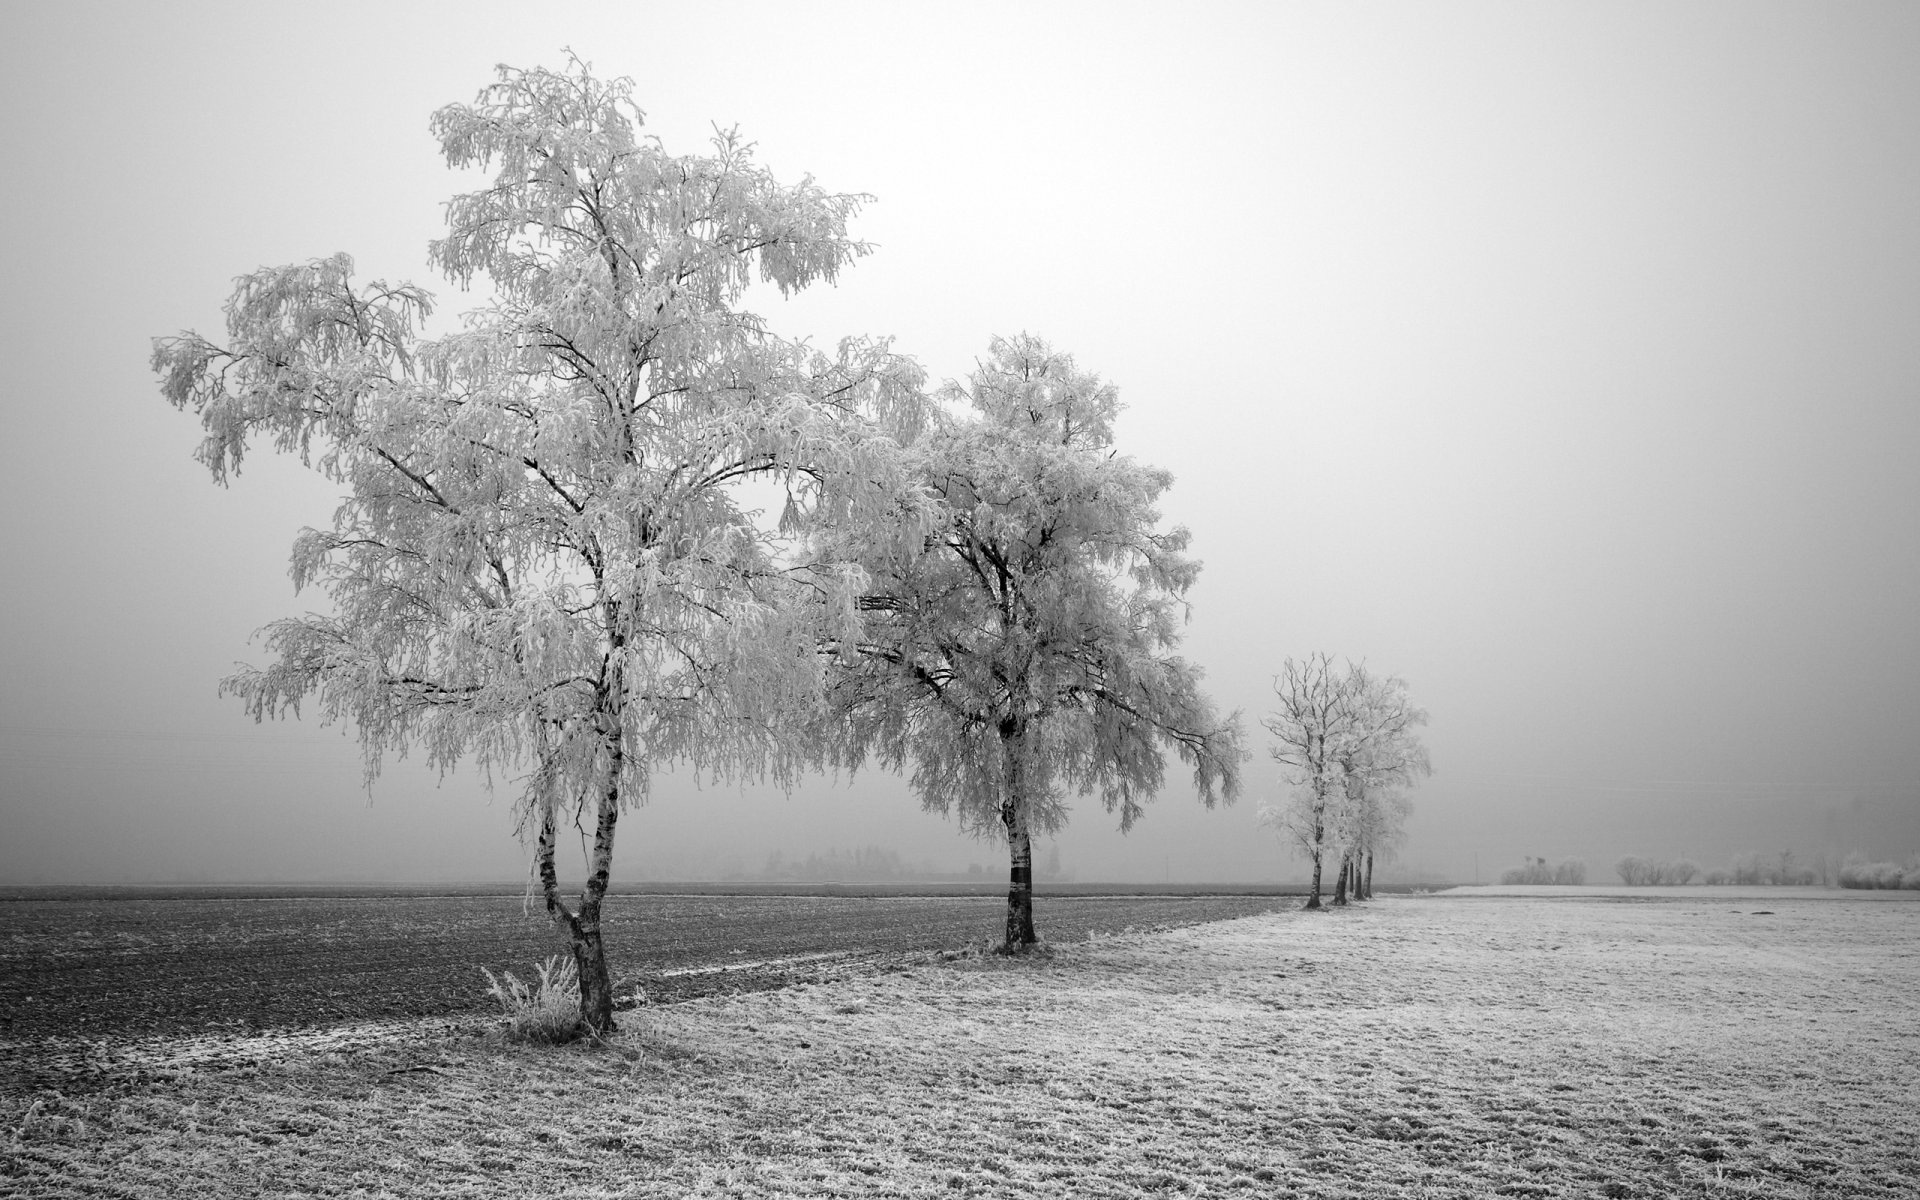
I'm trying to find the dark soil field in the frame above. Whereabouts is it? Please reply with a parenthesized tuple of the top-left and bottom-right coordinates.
(0, 886, 1291, 1091)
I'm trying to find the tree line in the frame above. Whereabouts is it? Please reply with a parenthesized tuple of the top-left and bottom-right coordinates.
(1491, 850, 1908, 887)
(153, 59, 1426, 1036)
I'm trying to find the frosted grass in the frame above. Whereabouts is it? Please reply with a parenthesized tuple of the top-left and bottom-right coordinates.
(6, 894, 1915, 1197)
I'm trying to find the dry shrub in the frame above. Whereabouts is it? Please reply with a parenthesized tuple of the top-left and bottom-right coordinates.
(482, 955, 585, 1043)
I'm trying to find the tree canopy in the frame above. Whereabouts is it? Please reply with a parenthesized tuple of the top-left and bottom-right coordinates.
(826, 335, 1245, 947)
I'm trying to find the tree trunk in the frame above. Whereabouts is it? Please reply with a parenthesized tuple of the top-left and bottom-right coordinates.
(533, 730, 624, 1038)
(1363, 851, 1375, 900)
(569, 921, 615, 1033)
(573, 778, 621, 1036)
(1304, 800, 1325, 909)
(1332, 855, 1350, 906)
(1002, 803, 1037, 950)
(999, 721, 1039, 950)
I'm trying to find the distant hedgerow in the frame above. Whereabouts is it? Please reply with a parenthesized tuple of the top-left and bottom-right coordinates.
(1500, 857, 1586, 885)
(1726, 851, 1820, 886)
(482, 956, 585, 1043)
(1615, 857, 1699, 886)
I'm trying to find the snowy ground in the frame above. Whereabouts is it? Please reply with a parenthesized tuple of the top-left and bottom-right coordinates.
(1436, 884, 1920, 901)
(6, 894, 1915, 1198)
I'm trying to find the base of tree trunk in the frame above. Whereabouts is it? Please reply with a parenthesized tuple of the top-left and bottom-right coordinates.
(993, 939, 1052, 957)
(570, 927, 618, 1038)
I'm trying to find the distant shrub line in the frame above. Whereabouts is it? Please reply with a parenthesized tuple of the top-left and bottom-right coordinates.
(1615, 856, 1698, 886)
(1493, 850, 1920, 889)
(1499, 857, 1586, 886)
(1839, 858, 1920, 890)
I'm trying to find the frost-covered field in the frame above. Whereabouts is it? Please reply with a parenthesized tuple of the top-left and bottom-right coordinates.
(6, 894, 1916, 1198)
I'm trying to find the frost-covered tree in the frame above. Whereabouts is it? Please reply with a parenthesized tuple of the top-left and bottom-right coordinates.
(1260, 657, 1427, 908)
(153, 59, 925, 1035)
(826, 336, 1244, 950)
(1329, 666, 1429, 902)
(1343, 788, 1414, 900)
(1260, 654, 1354, 909)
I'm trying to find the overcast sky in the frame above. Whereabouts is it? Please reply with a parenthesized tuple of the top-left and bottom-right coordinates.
(2, 1, 1916, 886)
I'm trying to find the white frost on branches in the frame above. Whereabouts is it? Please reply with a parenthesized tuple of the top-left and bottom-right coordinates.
(153, 58, 930, 1030)
(1258, 656, 1429, 905)
(823, 335, 1245, 945)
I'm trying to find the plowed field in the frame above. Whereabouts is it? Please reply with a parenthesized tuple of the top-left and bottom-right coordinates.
(0, 888, 1288, 1089)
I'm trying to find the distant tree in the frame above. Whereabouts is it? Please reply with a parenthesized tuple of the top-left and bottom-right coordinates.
(1260, 656, 1428, 908)
(153, 60, 925, 1035)
(826, 336, 1244, 950)
(1260, 654, 1353, 910)
(1661, 859, 1700, 886)
(1328, 666, 1429, 902)
(1346, 788, 1414, 898)
(1615, 856, 1648, 885)
(1552, 858, 1588, 885)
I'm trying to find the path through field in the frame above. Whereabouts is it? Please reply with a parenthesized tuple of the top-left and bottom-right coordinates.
(5, 892, 1916, 1198)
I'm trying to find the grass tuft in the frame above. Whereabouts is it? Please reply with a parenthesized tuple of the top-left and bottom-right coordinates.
(480, 955, 585, 1044)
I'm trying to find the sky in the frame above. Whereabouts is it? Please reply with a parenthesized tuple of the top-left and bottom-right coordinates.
(2, 1, 1917, 886)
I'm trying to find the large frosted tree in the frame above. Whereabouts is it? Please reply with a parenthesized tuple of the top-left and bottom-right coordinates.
(825, 336, 1244, 950)
(153, 60, 926, 1034)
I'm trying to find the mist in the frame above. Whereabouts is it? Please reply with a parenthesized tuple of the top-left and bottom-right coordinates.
(2, 2, 1916, 887)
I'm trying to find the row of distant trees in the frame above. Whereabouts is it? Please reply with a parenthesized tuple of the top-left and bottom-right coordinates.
(155, 59, 1245, 1035)
(756, 844, 1069, 884)
(1838, 857, 1920, 889)
(1615, 857, 1698, 886)
(1501, 857, 1587, 885)
(1497, 850, 1917, 888)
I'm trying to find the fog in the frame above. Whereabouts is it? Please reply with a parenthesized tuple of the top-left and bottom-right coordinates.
(2, 2, 1916, 887)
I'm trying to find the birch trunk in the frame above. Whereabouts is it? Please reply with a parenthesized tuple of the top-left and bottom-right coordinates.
(574, 780, 621, 1036)
(999, 721, 1039, 950)
(1304, 806, 1325, 910)
(1332, 855, 1350, 906)
(533, 726, 625, 1037)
